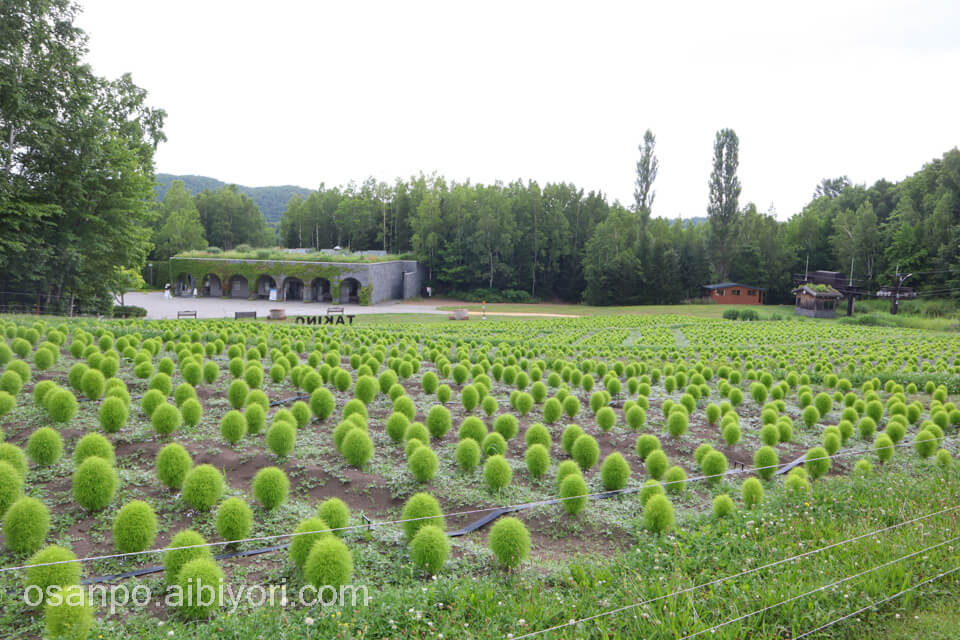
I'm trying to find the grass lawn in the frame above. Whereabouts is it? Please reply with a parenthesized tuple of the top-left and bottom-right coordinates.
(436, 301, 797, 319)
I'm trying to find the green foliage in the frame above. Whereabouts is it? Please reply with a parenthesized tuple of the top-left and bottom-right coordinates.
(525, 444, 550, 479)
(645, 449, 668, 480)
(488, 516, 530, 568)
(304, 536, 353, 588)
(543, 397, 563, 423)
(112, 500, 157, 552)
(72, 456, 117, 511)
(43, 585, 93, 640)
(600, 452, 630, 490)
(410, 524, 450, 574)
(561, 424, 584, 454)
(317, 498, 350, 534)
(559, 473, 588, 515)
(151, 402, 182, 436)
(227, 379, 249, 409)
(266, 420, 296, 456)
(635, 434, 660, 461)
(175, 558, 225, 618)
(701, 450, 728, 484)
(914, 430, 937, 459)
(643, 494, 675, 534)
(571, 434, 600, 470)
(163, 529, 212, 584)
(494, 414, 519, 441)
(804, 446, 831, 480)
(401, 493, 445, 541)
(288, 517, 331, 569)
(741, 477, 764, 509)
(46, 388, 78, 424)
(524, 424, 551, 448)
(712, 493, 735, 518)
(98, 395, 128, 433)
(3, 496, 50, 554)
(26, 545, 81, 601)
(26, 427, 63, 466)
(753, 446, 779, 480)
(426, 405, 452, 438)
(156, 443, 193, 490)
(456, 438, 481, 472)
(252, 466, 290, 509)
(484, 454, 512, 491)
(663, 465, 687, 493)
(0, 460, 24, 518)
(874, 433, 895, 463)
(342, 428, 374, 468)
(408, 445, 439, 482)
(182, 464, 225, 511)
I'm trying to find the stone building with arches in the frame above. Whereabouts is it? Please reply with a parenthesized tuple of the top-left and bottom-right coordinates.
(169, 255, 424, 305)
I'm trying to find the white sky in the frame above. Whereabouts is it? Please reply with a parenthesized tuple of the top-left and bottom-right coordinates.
(77, 0, 960, 220)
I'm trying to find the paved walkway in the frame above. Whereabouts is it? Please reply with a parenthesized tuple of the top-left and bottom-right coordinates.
(124, 292, 447, 320)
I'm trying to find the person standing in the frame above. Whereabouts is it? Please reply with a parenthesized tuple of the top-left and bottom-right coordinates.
(164, 284, 171, 300)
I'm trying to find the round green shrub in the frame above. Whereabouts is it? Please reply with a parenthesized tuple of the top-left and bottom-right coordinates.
(112, 500, 157, 553)
(3, 496, 49, 553)
(482, 395, 498, 417)
(595, 406, 615, 432)
(456, 438, 481, 472)
(227, 379, 249, 410)
(599, 452, 630, 490)
(753, 446, 779, 480)
(149, 372, 173, 396)
(571, 434, 599, 470)
(488, 516, 530, 568)
(26, 427, 63, 466)
(43, 584, 93, 640)
(316, 497, 350, 534)
(304, 536, 353, 588)
(253, 467, 290, 510)
(525, 444, 551, 479)
(409, 445, 439, 482)
(561, 424, 583, 454)
(645, 449, 669, 479)
(494, 414, 519, 441)
(713, 493, 735, 518)
(97, 396, 128, 434)
(47, 388, 78, 424)
(0, 460, 24, 518)
(182, 464, 224, 511)
(25, 545, 81, 601)
(802, 405, 820, 428)
(308, 387, 335, 421)
(410, 524, 449, 574)
(354, 375, 378, 405)
(0, 442, 27, 477)
(542, 397, 563, 423)
(405, 422, 430, 446)
(173, 382, 197, 408)
(215, 497, 253, 543)
(757, 423, 778, 446)
(822, 431, 841, 456)
(666, 411, 689, 438)
(936, 448, 953, 467)
(643, 494, 674, 534)
(804, 446, 831, 480)
(721, 421, 741, 446)
(559, 473, 588, 515)
(218, 410, 245, 445)
(426, 405, 451, 438)
(481, 431, 507, 456)
(401, 492, 445, 540)
(151, 402, 181, 436)
(555, 460, 581, 488)
(156, 443, 192, 490)
(176, 557, 224, 618)
(742, 477, 764, 509)
(785, 472, 809, 494)
(626, 405, 646, 430)
(560, 394, 579, 419)
(885, 419, 907, 444)
(266, 420, 296, 456)
(342, 428, 374, 468)
(163, 529, 212, 584)
(640, 479, 664, 506)
(874, 433, 895, 463)
(384, 412, 410, 443)
(524, 424, 550, 449)
(853, 458, 873, 477)
(0, 369, 23, 396)
(701, 450, 728, 484)
(72, 456, 117, 511)
(635, 434, 660, 461)
(663, 465, 687, 493)
(914, 430, 937, 459)
(484, 454, 512, 491)
(139, 388, 164, 419)
(288, 517, 331, 569)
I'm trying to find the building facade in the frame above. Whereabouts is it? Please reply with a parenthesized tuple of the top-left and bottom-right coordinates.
(702, 282, 765, 305)
(169, 256, 425, 305)
(791, 284, 843, 318)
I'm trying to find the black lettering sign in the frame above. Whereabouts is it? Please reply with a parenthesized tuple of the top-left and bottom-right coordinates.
(307, 316, 317, 325)
(335, 315, 345, 325)
(295, 316, 305, 324)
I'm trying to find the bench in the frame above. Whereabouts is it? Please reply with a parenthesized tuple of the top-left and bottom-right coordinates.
(176, 310, 197, 319)
(327, 306, 345, 315)
(234, 311, 257, 320)
(448, 308, 469, 321)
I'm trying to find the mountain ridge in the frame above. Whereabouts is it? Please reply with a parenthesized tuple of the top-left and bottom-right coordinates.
(155, 173, 312, 223)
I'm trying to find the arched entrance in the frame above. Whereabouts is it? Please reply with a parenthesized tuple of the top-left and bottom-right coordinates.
(311, 277, 332, 302)
(255, 275, 277, 299)
(202, 274, 222, 297)
(340, 277, 361, 304)
(174, 273, 196, 296)
(228, 275, 249, 299)
(284, 277, 305, 301)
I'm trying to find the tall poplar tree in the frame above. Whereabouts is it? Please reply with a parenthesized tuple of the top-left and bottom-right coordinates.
(707, 128, 742, 281)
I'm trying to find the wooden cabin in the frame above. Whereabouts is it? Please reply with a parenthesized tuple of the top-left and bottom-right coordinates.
(792, 284, 843, 318)
(702, 282, 765, 305)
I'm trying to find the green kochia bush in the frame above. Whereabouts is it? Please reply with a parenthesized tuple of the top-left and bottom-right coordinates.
(426, 405, 452, 438)
(216, 497, 253, 542)
(74, 432, 114, 465)
(559, 473, 588, 515)
(753, 446, 779, 480)
(494, 414, 519, 441)
(289, 517, 331, 569)
(44, 584, 93, 640)
(643, 494, 674, 534)
(99, 396, 129, 433)
(156, 443, 192, 489)
(151, 402, 182, 436)
(742, 477, 764, 508)
(456, 438, 481, 471)
(47, 388, 78, 424)
(267, 421, 296, 456)
(112, 500, 158, 552)
(72, 456, 117, 511)
(408, 446, 439, 482)
(488, 516, 530, 568)
(645, 449, 668, 479)
(600, 452, 630, 490)
(804, 446, 831, 479)
(176, 558, 225, 618)
(26, 427, 63, 466)
(401, 493, 445, 540)
(0, 460, 24, 518)
(525, 444, 550, 479)
(410, 524, 450, 574)
(571, 434, 599, 470)
(700, 450, 728, 484)
(309, 387, 335, 421)
(342, 429, 374, 468)
(317, 498, 350, 534)
(182, 464, 225, 510)
(26, 545, 81, 601)
(253, 467, 290, 510)
(164, 530, 213, 584)
(304, 537, 353, 588)
(220, 410, 246, 444)
(3, 496, 50, 553)
(484, 454, 512, 491)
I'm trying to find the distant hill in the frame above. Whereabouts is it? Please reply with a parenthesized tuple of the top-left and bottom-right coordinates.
(155, 174, 312, 223)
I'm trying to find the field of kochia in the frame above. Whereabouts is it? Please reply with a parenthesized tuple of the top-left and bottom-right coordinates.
(0, 312, 958, 639)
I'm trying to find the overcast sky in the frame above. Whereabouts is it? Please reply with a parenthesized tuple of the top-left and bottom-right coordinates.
(77, 0, 960, 220)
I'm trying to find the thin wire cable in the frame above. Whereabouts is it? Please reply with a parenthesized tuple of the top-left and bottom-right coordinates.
(507, 505, 960, 640)
(793, 564, 960, 639)
(677, 534, 960, 640)
(1, 436, 941, 574)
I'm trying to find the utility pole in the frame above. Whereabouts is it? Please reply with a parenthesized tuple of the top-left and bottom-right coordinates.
(890, 268, 912, 315)
(804, 255, 809, 281)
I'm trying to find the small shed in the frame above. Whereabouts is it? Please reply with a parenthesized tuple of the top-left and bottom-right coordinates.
(702, 282, 765, 305)
(792, 284, 843, 318)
